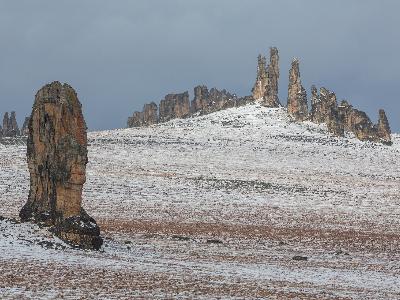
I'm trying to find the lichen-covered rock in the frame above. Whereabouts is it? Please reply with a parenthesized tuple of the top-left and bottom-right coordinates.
(287, 59, 308, 121)
(252, 55, 267, 100)
(376, 109, 391, 144)
(19, 81, 102, 250)
(159, 91, 190, 122)
(264, 47, 281, 107)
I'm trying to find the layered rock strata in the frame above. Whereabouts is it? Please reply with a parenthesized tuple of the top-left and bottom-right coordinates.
(287, 59, 308, 121)
(19, 81, 103, 250)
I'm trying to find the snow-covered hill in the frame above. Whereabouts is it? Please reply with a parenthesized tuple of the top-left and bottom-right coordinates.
(1, 104, 400, 299)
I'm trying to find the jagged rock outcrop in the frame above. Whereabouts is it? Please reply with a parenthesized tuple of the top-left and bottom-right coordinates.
(252, 55, 267, 100)
(127, 102, 159, 128)
(251, 47, 281, 107)
(376, 109, 391, 144)
(310, 86, 344, 136)
(142, 102, 158, 126)
(191, 86, 237, 115)
(20, 117, 30, 136)
(191, 85, 210, 113)
(19, 81, 103, 250)
(159, 91, 190, 122)
(287, 59, 308, 121)
(338, 101, 392, 144)
(127, 111, 144, 128)
(2, 111, 20, 137)
(264, 47, 281, 107)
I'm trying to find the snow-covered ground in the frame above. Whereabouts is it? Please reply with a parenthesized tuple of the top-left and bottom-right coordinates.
(1, 104, 400, 299)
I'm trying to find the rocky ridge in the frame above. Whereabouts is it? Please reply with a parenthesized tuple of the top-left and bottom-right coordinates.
(127, 47, 392, 145)
(127, 87, 254, 128)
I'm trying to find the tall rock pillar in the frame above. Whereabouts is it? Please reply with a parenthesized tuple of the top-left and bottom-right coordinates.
(19, 81, 103, 250)
(376, 109, 392, 144)
(287, 59, 308, 121)
(264, 47, 281, 107)
(252, 55, 267, 100)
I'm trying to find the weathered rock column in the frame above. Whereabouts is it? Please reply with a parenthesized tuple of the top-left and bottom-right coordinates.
(287, 59, 308, 121)
(252, 55, 267, 100)
(264, 47, 281, 107)
(19, 81, 103, 250)
(376, 109, 392, 144)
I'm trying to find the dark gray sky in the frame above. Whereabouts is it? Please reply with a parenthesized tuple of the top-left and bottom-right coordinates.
(0, 0, 399, 131)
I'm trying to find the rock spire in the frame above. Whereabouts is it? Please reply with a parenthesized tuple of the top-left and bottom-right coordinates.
(252, 55, 267, 100)
(19, 81, 103, 250)
(264, 47, 281, 107)
(287, 59, 308, 121)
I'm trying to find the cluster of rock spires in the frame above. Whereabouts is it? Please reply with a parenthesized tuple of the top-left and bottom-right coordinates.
(127, 87, 253, 128)
(0, 111, 29, 138)
(19, 81, 102, 250)
(128, 47, 392, 145)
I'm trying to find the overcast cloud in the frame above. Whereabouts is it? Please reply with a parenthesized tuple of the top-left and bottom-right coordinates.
(0, 0, 399, 131)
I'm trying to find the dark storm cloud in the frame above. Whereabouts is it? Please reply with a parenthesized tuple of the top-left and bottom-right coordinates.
(0, 0, 399, 131)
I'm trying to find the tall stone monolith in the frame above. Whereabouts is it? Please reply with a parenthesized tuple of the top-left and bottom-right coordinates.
(19, 81, 103, 250)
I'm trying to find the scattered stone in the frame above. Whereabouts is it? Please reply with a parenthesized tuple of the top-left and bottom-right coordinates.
(206, 239, 223, 244)
(287, 59, 308, 121)
(292, 255, 308, 261)
(19, 81, 103, 250)
(172, 235, 191, 241)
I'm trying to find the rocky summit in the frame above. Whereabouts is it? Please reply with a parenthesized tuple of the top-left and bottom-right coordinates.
(19, 81, 102, 250)
(128, 46, 393, 145)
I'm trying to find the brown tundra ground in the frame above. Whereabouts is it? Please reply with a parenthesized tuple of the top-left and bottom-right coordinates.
(1, 105, 400, 299)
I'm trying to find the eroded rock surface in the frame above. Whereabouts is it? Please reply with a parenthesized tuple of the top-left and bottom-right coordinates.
(19, 81, 102, 250)
(287, 59, 308, 121)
